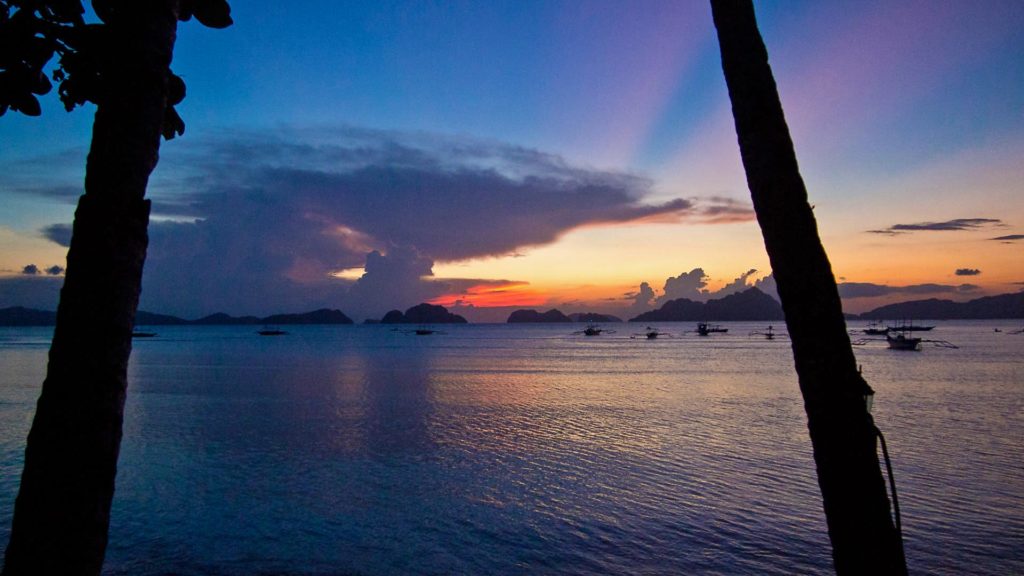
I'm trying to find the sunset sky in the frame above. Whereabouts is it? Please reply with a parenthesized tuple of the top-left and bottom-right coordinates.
(1, 0, 1022, 321)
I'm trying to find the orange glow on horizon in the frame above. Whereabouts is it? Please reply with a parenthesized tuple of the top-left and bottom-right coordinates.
(429, 282, 550, 309)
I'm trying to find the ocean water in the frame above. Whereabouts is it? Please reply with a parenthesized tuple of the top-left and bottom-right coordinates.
(0, 321, 1021, 575)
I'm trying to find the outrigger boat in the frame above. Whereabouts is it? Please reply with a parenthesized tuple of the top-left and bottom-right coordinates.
(574, 323, 615, 336)
(696, 322, 728, 336)
(631, 326, 670, 339)
(749, 325, 782, 340)
(862, 322, 890, 336)
(886, 331, 922, 351)
(392, 326, 445, 335)
(852, 326, 957, 350)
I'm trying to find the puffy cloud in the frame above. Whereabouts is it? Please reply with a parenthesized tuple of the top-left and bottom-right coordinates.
(753, 273, 779, 301)
(631, 282, 656, 308)
(656, 268, 764, 304)
(658, 268, 709, 304)
(714, 268, 759, 298)
(955, 268, 981, 276)
(621, 281, 657, 318)
(631, 268, 777, 311)
(342, 247, 447, 319)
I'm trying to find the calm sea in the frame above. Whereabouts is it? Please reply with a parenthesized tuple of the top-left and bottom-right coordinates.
(0, 321, 1021, 575)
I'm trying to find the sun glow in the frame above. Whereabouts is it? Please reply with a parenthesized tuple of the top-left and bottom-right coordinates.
(428, 282, 549, 309)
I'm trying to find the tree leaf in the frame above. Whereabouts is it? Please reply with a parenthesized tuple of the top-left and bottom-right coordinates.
(13, 92, 42, 116)
(179, 0, 194, 22)
(46, 0, 86, 25)
(33, 71, 52, 95)
(193, 0, 233, 29)
(167, 71, 185, 105)
(92, 0, 114, 24)
(161, 105, 185, 140)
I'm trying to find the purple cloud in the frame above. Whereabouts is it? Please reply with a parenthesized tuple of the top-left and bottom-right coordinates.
(955, 268, 981, 276)
(868, 218, 1003, 235)
(838, 282, 980, 299)
(32, 127, 738, 319)
(658, 268, 710, 304)
(40, 224, 72, 247)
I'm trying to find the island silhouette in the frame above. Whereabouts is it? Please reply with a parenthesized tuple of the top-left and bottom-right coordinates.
(2, 289, 1022, 328)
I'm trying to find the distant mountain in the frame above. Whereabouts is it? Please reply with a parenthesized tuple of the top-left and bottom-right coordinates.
(135, 311, 190, 325)
(261, 309, 353, 325)
(506, 309, 623, 323)
(507, 309, 571, 323)
(0, 307, 57, 326)
(2, 307, 355, 326)
(380, 303, 468, 324)
(380, 310, 405, 323)
(858, 291, 1024, 319)
(192, 312, 261, 325)
(629, 287, 784, 322)
(568, 312, 623, 323)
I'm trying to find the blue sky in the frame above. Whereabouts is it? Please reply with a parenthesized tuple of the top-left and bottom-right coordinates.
(2, 1, 1022, 320)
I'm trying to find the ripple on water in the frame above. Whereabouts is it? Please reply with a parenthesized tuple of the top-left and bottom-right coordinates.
(0, 322, 1020, 575)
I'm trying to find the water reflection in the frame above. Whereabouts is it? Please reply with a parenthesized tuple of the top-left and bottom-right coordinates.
(0, 323, 1020, 574)
(71, 327, 839, 573)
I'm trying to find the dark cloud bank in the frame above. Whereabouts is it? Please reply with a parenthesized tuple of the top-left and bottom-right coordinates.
(13, 127, 753, 320)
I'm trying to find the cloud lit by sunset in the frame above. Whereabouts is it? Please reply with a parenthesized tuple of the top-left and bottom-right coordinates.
(0, 1, 1021, 321)
(429, 281, 549, 309)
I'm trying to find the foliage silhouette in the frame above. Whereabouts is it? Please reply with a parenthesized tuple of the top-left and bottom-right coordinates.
(1, 1, 231, 574)
(710, 1, 907, 574)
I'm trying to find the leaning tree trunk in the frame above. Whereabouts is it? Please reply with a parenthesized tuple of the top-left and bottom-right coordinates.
(3, 3, 179, 574)
(709, 1, 907, 574)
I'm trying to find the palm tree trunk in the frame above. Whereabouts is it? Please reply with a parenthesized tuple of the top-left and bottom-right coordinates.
(709, 1, 907, 574)
(3, 3, 179, 574)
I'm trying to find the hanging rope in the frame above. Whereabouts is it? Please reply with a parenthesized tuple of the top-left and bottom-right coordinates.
(876, 425, 906, 556)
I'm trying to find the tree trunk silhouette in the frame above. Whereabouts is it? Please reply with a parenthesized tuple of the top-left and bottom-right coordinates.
(3, 3, 179, 574)
(709, 1, 907, 574)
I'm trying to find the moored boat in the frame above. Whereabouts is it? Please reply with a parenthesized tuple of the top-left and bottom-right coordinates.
(696, 322, 728, 336)
(886, 332, 921, 351)
(862, 322, 890, 335)
(575, 323, 614, 336)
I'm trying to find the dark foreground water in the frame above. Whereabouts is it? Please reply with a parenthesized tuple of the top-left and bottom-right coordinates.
(0, 321, 1021, 575)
